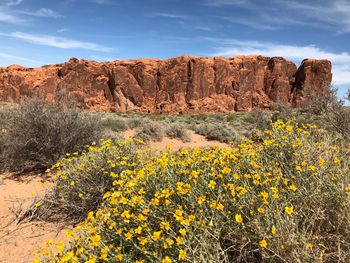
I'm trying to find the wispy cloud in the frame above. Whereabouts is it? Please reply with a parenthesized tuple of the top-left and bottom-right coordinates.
(211, 39, 350, 63)
(0, 31, 114, 52)
(89, 54, 116, 62)
(208, 37, 350, 85)
(191, 25, 213, 31)
(3, 0, 23, 6)
(0, 0, 26, 24)
(280, 0, 350, 32)
(0, 8, 26, 24)
(18, 8, 62, 18)
(57, 28, 69, 33)
(0, 52, 42, 66)
(148, 13, 189, 20)
(204, 0, 255, 7)
(204, 0, 350, 32)
(89, 0, 116, 5)
(221, 16, 279, 30)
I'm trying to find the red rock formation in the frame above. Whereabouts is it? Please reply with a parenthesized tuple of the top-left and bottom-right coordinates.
(292, 59, 333, 106)
(0, 55, 332, 113)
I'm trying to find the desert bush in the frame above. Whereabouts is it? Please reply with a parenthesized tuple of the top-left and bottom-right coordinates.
(102, 117, 129, 132)
(192, 123, 237, 143)
(297, 86, 350, 140)
(0, 98, 102, 174)
(29, 138, 143, 222)
(249, 111, 272, 131)
(128, 117, 147, 129)
(301, 86, 338, 115)
(181, 114, 209, 125)
(134, 121, 164, 142)
(225, 113, 240, 123)
(319, 88, 350, 140)
(148, 114, 170, 122)
(165, 123, 190, 142)
(35, 120, 350, 262)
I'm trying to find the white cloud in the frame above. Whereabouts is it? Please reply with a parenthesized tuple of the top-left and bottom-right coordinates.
(212, 41, 350, 64)
(1, 31, 114, 52)
(281, 0, 350, 32)
(191, 25, 213, 31)
(0, 0, 26, 24)
(332, 65, 350, 85)
(204, 0, 350, 32)
(209, 38, 350, 86)
(149, 13, 189, 20)
(2, 0, 23, 6)
(0, 52, 42, 66)
(57, 28, 69, 33)
(89, 0, 116, 4)
(0, 8, 25, 24)
(89, 55, 115, 62)
(204, 0, 254, 7)
(221, 16, 279, 30)
(18, 8, 62, 18)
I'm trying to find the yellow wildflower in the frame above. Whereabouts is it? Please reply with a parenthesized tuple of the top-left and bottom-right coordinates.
(162, 256, 172, 263)
(179, 228, 187, 236)
(284, 206, 294, 215)
(178, 249, 187, 260)
(152, 231, 162, 241)
(91, 235, 101, 247)
(306, 243, 313, 250)
(271, 226, 276, 235)
(208, 180, 217, 189)
(259, 239, 268, 248)
(235, 213, 243, 223)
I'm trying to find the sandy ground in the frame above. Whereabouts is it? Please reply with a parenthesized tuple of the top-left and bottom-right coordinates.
(0, 131, 229, 263)
(0, 174, 67, 263)
(122, 130, 230, 151)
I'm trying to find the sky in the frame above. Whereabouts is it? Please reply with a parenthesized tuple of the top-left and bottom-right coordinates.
(0, 0, 349, 99)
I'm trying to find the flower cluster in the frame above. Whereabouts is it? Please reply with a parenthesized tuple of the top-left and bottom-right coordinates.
(34, 120, 350, 263)
(37, 138, 143, 221)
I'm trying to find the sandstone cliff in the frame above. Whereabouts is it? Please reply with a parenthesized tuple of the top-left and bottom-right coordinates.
(0, 55, 332, 113)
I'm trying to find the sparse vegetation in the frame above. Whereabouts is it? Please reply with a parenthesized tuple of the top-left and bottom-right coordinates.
(128, 117, 148, 129)
(102, 117, 129, 132)
(165, 123, 190, 142)
(296, 86, 350, 140)
(134, 121, 164, 142)
(192, 123, 238, 143)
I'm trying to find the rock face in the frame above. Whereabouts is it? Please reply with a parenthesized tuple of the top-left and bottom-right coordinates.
(0, 55, 332, 113)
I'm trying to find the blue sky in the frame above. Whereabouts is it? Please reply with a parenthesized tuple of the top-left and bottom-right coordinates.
(0, 0, 349, 98)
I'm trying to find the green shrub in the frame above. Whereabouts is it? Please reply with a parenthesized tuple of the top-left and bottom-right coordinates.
(29, 138, 143, 222)
(128, 117, 147, 129)
(148, 114, 169, 122)
(36, 120, 350, 262)
(0, 98, 102, 174)
(165, 123, 190, 142)
(134, 121, 164, 142)
(181, 114, 209, 125)
(102, 117, 129, 132)
(192, 123, 237, 143)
